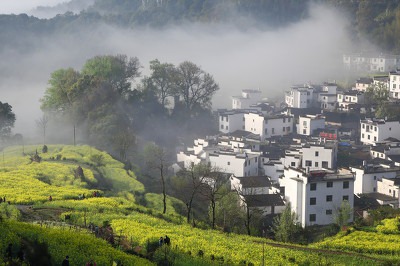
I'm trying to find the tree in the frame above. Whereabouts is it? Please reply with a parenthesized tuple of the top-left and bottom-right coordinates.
(233, 182, 264, 236)
(365, 82, 390, 118)
(272, 203, 302, 243)
(175, 61, 219, 112)
(334, 200, 352, 229)
(36, 114, 49, 145)
(40, 68, 81, 145)
(147, 59, 178, 108)
(144, 143, 170, 214)
(0, 101, 16, 141)
(175, 163, 210, 224)
(201, 169, 230, 229)
(81, 54, 141, 96)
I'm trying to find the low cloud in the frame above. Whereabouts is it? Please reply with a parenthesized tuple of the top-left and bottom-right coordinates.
(0, 3, 362, 138)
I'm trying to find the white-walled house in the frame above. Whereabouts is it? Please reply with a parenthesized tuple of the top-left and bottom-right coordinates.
(285, 85, 314, 108)
(281, 167, 354, 227)
(230, 175, 273, 195)
(244, 112, 294, 141)
(209, 151, 259, 177)
(343, 53, 400, 72)
(297, 114, 325, 136)
(232, 89, 262, 109)
(301, 142, 337, 170)
(219, 110, 246, 133)
(337, 90, 365, 112)
(350, 165, 400, 194)
(376, 177, 400, 207)
(360, 119, 400, 145)
(389, 70, 400, 99)
(243, 194, 285, 215)
(354, 77, 373, 92)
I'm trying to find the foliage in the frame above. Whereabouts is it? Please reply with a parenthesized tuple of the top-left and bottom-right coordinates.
(272, 203, 303, 243)
(376, 217, 400, 234)
(0, 101, 16, 140)
(0, 220, 153, 265)
(334, 200, 352, 228)
(0, 203, 21, 221)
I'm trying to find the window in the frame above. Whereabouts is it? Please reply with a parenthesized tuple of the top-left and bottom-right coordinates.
(288, 117, 291, 122)
(291, 162, 296, 167)
(287, 126, 290, 132)
(326, 195, 333, 202)
(272, 128, 275, 134)
(374, 176, 376, 180)
(283, 118, 286, 123)
(310, 183, 317, 191)
(220, 125, 223, 129)
(315, 151, 319, 156)
(326, 209, 332, 215)
(265, 128, 268, 134)
(283, 127, 285, 132)
(343, 195, 349, 201)
(225, 126, 228, 130)
(305, 160, 312, 167)
(310, 197, 316, 205)
(322, 161, 328, 168)
(343, 181, 349, 189)
(362, 133, 365, 138)
(327, 181, 333, 188)
(374, 136, 377, 141)
(309, 214, 316, 222)
(255, 157, 257, 162)
(368, 135, 370, 140)
(390, 128, 392, 131)
(315, 162, 319, 167)
(303, 129, 307, 134)
(362, 124, 365, 129)
(303, 121, 307, 126)
(220, 116, 224, 121)
(227, 162, 230, 166)
(226, 117, 229, 122)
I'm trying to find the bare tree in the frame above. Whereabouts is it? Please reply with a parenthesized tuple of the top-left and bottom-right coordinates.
(176, 163, 210, 224)
(201, 169, 230, 229)
(144, 143, 169, 214)
(233, 179, 264, 235)
(36, 114, 49, 145)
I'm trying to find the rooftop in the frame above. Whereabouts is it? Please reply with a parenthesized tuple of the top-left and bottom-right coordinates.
(236, 176, 272, 188)
(243, 194, 285, 208)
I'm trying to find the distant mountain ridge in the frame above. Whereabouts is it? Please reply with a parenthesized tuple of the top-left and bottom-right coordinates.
(0, 0, 400, 53)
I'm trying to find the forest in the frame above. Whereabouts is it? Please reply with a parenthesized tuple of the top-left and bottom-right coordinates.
(1, 0, 400, 53)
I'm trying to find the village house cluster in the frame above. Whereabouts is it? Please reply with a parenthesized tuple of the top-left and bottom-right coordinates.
(174, 72, 400, 228)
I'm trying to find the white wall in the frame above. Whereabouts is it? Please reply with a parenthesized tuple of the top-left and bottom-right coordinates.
(361, 120, 400, 145)
(351, 167, 398, 194)
(302, 144, 337, 170)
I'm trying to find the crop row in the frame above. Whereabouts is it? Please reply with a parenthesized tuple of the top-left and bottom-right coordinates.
(0, 220, 153, 265)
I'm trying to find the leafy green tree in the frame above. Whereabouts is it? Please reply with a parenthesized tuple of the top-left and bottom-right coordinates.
(334, 200, 352, 229)
(272, 203, 302, 243)
(147, 59, 178, 108)
(82, 54, 141, 96)
(0, 101, 16, 141)
(365, 82, 389, 118)
(175, 61, 219, 112)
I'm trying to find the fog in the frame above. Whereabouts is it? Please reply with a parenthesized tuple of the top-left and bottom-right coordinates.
(0, 3, 359, 138)
(0, 0, 67, 14)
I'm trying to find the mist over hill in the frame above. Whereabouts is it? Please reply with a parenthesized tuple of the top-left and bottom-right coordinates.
(1, 0, 399, 140)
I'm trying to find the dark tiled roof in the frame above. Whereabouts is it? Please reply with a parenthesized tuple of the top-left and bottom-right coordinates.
(237, 176, 272, 188)
(244, 194, 285, 208)
(388, 155, 400, 162)
(363, 192, 397, 201)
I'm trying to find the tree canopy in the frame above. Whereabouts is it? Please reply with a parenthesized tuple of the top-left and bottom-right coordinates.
(0, 101, 16, 140)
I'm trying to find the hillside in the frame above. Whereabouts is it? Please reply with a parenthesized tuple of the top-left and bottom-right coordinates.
(0, 144, 398, 265)
(1, 0, 400, 53)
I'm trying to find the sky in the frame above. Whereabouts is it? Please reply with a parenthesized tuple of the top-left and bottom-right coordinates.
(0, 2, 363, 138)
(0, 0, 67, 14)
